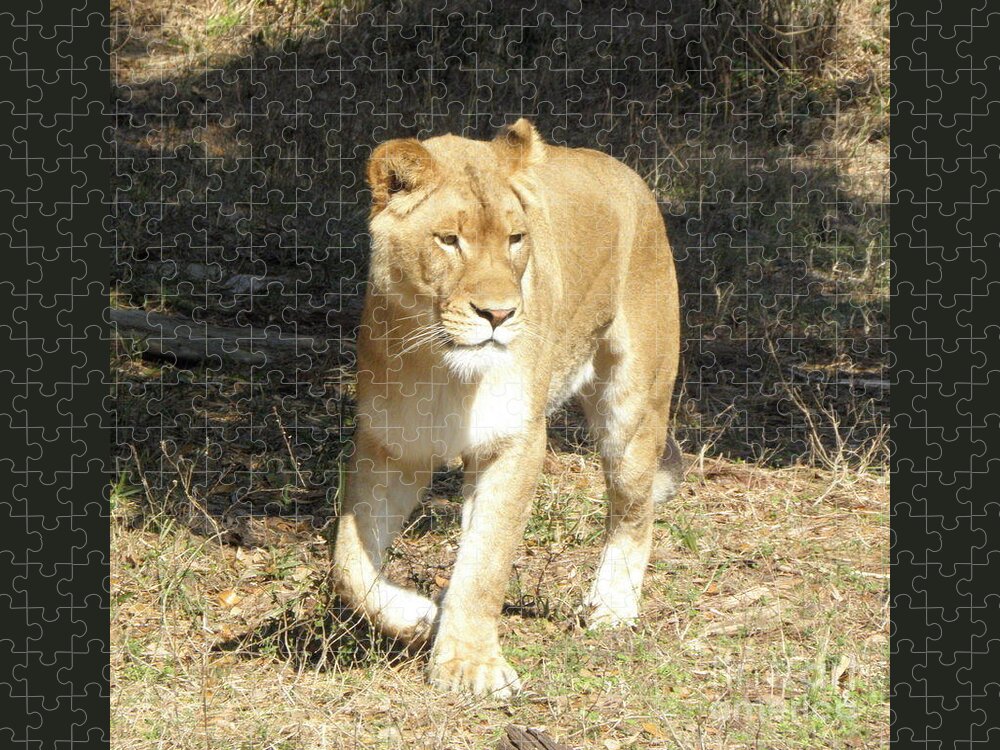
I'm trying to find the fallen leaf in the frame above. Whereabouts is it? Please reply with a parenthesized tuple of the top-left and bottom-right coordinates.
(217, 589, 241, 608)
(641, 721, 664, 738)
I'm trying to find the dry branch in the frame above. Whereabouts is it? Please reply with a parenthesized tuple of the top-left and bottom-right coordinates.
(496, 725, 573, 750)
(111, 308, 319, 366)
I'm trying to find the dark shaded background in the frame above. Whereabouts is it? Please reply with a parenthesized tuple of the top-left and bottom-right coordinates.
(111, 0, 888, 507)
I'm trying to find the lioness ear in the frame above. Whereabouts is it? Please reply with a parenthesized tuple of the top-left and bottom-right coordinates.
(367, 139, 436, 213)
(493, 117, 546, 172)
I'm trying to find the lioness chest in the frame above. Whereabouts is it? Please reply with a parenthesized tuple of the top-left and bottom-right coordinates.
(366, 347, 605, 466)
(366, 363, 532, 462)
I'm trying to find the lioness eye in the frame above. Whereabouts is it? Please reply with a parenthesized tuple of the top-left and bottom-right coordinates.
(509, 233, 524, 246)
(435, 234, 459, 251)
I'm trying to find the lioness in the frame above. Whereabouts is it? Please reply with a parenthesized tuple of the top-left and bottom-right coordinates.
(333, 119, 682, 697)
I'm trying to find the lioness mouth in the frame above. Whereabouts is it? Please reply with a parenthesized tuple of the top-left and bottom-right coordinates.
(449, 339, 505, 350)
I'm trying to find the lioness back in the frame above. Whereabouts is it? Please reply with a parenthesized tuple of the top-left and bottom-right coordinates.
(503, 143, 677, 410)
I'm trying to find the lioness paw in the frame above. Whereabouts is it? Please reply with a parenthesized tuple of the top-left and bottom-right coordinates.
(369, 589, 440, 647)
(585, 602, 639, 630)
(427, 652, 522, 699)
(583, 591, 640, 630)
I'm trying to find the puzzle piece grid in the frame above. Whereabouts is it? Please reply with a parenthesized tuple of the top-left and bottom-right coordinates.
(0, 2, 111, 747)
(9, 0, 978, 746)
(891, 3, 1000, 747)
(106, 0, 892, 734)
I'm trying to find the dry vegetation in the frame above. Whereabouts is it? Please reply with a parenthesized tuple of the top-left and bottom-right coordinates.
(112, 449, 887, 749)
(111, 0, 889, 747)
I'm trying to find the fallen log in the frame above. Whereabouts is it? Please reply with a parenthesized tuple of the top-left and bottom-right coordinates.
(110, 308, 319, 366)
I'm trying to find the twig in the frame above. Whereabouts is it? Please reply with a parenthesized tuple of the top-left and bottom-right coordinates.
(160, 441, 224, 539)
(273, 406, 306, 488)
(130, 443, 156, 510)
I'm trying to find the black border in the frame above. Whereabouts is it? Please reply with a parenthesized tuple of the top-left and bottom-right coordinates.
(0, 3, 110, 747)
(2, 0, 996, 746)
(890, 2, 1000, 747)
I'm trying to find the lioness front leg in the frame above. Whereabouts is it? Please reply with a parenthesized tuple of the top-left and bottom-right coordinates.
(332, 444, 438, 645)
(428, 428, 545, 698)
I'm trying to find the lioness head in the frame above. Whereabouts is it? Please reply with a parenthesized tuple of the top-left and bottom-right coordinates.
(366, 119, 546, 376)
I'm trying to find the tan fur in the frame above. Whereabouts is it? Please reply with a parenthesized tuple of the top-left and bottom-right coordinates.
(333, 119, 682, 698)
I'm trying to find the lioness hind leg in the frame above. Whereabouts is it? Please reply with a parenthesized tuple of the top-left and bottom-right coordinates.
(580, 335, 675, 628)
(332, 456, 438, 645)
(582, 417, 662, 628)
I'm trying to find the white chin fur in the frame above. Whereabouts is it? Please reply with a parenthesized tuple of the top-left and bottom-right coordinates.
(442, 344, 512, 379)
(491, 326, 516, 346)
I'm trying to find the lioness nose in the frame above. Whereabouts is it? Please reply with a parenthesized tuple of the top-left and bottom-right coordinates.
(471, 303, 516, 329)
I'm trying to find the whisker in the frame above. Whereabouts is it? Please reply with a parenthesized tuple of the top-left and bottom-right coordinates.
(398, 322, 450, 356)
(398, 335, 435, 354)
(398, 323, 438, 345)
(392, 311, 430, 323)
(514, 325, 548, 345)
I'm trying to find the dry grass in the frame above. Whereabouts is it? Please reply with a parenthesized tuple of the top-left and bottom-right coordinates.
(112, 449, 887, 749)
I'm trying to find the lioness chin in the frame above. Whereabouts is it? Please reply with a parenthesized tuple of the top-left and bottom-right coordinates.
(333, 119, 681, 698)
